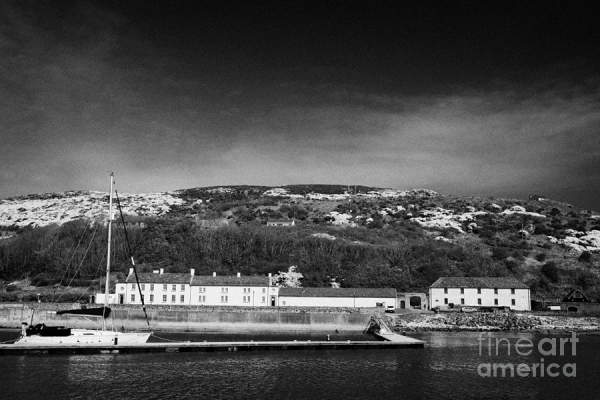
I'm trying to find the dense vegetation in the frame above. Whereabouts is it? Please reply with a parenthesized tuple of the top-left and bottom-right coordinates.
(1, 186, 599, 302)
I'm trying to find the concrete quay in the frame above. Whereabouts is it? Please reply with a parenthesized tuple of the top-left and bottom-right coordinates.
(0, 336, 424, 356)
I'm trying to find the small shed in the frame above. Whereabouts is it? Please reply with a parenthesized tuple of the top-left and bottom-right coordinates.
(529, 194, 547, 201)
(563, 289, 590, 303)
(266, 219, 295, 227)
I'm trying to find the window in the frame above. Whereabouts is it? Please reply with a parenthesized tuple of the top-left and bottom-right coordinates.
(460, 298, 464, 304)
(199, 287, 206, 293)
(444, 298, 448, 304)
(171, 295, 176, 302)
(262, 288, 266, 294)
(511, 288, 515, 295)
(494, 299, 498, 305)
(131, 294, 135, 302)
(477, 288, 481, 294)
(199, 295, 205, 302)
(131, 284, 135, 290)
(573, 293, 583, 298)
(243, 288, 247, 293)
(262, 296, 266, 303)
(221, 295, 228, 303)
(460, 288, 464, 294)
(180, 295, 185, 303)
(444, 288, 448, 294)
(172, 285, 176, 291)
(162, 295, 167, 303)
(511, 299, 516, 306)
(494, 288, 498, 295)
(119, 286, 124, 292)
(477, 299, 482, 305)
(149, 294, 154, 302)
(163, 284, 167, 291)
(150, 284, 154, 291)
(141, 284, 145, 291)
(243, 296, 250, 303)
(221, 288, 228, 293)
(181, 284, 185, 291)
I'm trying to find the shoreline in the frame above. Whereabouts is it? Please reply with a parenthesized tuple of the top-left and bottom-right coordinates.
(390, 312, 600, 334)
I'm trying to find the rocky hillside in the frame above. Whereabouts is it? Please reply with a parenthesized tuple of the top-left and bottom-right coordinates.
(2, 185, 599, 256)
(1, 185, 599, 300)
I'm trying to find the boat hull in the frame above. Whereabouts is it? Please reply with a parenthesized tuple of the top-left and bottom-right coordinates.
(14, 329, 151, 346)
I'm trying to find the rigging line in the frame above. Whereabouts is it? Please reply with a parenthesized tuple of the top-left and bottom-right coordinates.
(114, 189, 151, 327)
(55, 222, 89, 292)
(53, 222, 92, 301)
(54, 224, 99, 303)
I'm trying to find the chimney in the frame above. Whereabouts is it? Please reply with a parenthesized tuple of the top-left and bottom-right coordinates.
(160, 268, 164, 275)
(237, 272, 241, 278)
(213, 272, 216, 277)
(190, 269, 195, 277)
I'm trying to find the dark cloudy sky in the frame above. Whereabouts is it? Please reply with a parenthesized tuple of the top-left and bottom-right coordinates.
(2, 0, 599, 210)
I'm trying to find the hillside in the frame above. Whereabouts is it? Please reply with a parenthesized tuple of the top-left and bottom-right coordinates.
(1, 185, 599, 302)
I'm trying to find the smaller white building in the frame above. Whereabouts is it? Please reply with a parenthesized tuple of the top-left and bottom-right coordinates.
(429, 277, 530, 311)
(266, 219, 295, 227)
(278, 287, 397, 308)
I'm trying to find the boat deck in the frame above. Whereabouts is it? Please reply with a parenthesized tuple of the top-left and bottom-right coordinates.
(0, 336, 424, 355)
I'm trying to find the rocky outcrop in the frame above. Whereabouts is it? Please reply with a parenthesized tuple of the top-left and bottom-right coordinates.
(0, 191, 184, 228)
(548, 230, 600, 255)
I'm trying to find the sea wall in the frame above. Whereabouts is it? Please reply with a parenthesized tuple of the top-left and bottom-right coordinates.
(0, 304, 372, 332)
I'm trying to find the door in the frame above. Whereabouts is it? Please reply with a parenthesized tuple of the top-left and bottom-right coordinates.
(271, 296, 276, 306)
(400, 300, 406, 309)
(119, 294, 124, 305)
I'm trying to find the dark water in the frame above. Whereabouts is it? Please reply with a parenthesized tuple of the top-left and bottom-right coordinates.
(1, 330, 599, 399)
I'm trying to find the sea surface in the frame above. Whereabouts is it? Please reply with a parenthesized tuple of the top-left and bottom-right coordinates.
(0, 329, 599, 399)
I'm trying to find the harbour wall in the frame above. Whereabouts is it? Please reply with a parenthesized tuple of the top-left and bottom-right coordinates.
(0, 304, 373, 332)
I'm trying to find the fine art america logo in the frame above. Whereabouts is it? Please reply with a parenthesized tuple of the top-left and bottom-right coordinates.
(477, 332, 578, 378)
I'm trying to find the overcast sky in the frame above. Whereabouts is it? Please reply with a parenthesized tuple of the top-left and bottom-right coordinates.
(2, 1, 599, 210)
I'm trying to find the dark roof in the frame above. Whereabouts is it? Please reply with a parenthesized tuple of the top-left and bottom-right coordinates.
(279, 287, 397, 298)
(563, 289, 590, 302)
(191, 275, 270, 286)
(126, 272, 192, 284)
(430, 277, 529, 289)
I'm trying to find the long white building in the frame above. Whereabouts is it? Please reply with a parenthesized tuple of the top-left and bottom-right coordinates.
(111, 269, 396, 309)
(429, 277, 531, 311)
(114, 269, 276, 307)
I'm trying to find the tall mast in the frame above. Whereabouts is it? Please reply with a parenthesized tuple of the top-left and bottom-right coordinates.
(103, 172, 114, 330)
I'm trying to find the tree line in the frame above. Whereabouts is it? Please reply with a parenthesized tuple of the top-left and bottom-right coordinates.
(0, 218, 519, 293)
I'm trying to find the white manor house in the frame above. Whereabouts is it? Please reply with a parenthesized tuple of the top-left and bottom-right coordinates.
(113, 269, 276, 307)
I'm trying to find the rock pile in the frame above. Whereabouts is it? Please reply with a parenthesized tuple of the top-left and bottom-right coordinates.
(393, 313, 546, 332)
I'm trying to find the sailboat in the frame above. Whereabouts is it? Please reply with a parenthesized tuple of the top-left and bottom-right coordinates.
(14, 173, 151, 346)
